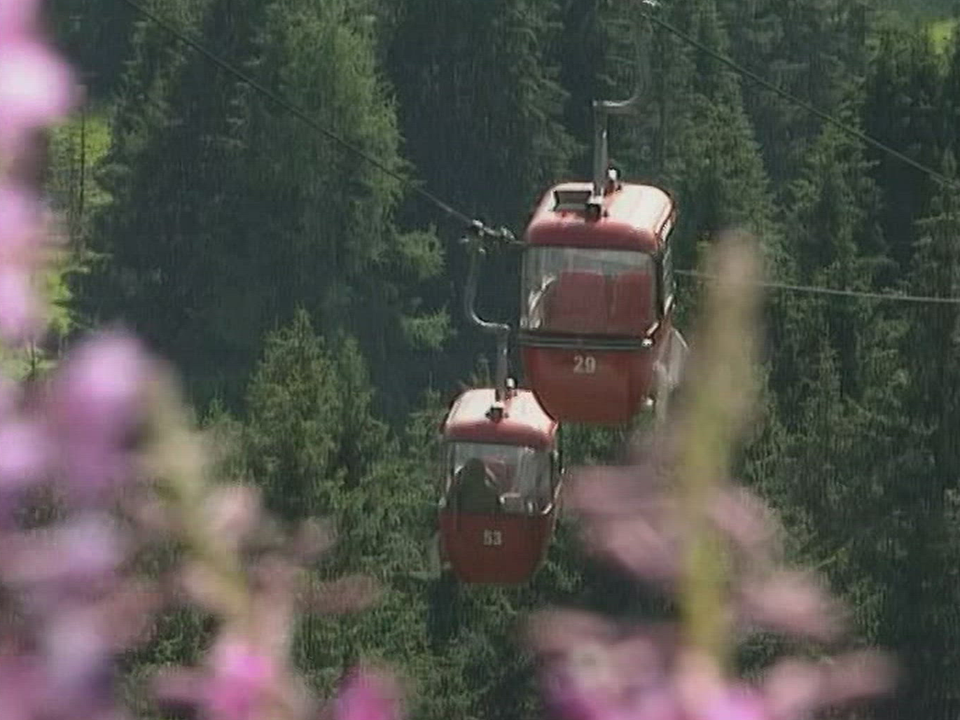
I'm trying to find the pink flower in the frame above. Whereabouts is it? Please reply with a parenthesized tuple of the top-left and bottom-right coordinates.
(204, 637, 278, 720)
(736, 572, 844, 642)
(0, 654, 42, 720)
(0, 183, 41, 258)
(542, 661, 621, 720)
(337, 668, 402, 720)
(52, 331, 150, 438)
(39, 611, 115, 717)
(155, 636, 288, 720)
(0, 38, 76, 156)
(0, 0, 42, 39)
(532, 613, 677, 720)
(585, 513, 680, 585)
(0, 266, 40, 342)
(530, 608, 893, 720)
(0, 515, 127, 593)
(47, 331, 153, 493)
(0, 377, 18, 415)
(761, 652, 896, 720)
(0, 417, 50, 491)
(694, 685, 767, 720)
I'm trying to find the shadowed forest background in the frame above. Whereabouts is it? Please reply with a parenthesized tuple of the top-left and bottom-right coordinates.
(22, 0, 960, 718)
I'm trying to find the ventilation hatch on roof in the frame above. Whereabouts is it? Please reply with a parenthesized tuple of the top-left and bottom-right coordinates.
(553, 189, 591, 212)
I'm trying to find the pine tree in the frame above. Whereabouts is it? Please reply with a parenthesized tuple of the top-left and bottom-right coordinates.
(863, 27, 944, 271)
(387, 0, 574, 230)
(47, 0, 139, 99)
(717, 0, 871, 188)
(244, 310, 355, 520)
(874, 166, 960, 720)
(84, 0, 449, 414)
(654, 0, 782, 270)
(82, 0, 248, 397)
(776, 109, 886, 400)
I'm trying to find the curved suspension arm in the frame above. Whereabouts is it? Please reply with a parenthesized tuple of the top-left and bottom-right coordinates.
(462, 236, 511, 401)
(591, 3, 656, 201)
(591, 97, 640, 202)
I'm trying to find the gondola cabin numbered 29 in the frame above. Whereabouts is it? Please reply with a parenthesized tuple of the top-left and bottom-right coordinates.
(438, 388, 561, 584)
(519, 179, 678, 425)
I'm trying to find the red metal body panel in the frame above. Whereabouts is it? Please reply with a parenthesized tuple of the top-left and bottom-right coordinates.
(442, 388, 558, 450)
(438, 388, 560, 583)
(521, 317, 672, 425)
(519, 180, 676, 424)
(525, 182, 674, 253)
(439, 509, 557, 584)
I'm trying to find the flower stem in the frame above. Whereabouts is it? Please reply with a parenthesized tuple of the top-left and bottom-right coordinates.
(676, 233, 761, 670)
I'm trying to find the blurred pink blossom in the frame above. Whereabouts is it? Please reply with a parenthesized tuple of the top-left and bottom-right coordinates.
(47, 330, 153, 493)
(0, 654, 42, 720)
(0, 266, 40, 342)
(0, 0, 43, 38)
(0, 183, 46, 343)
(39, 612, 116, 717)
(155, 636, 285, 720)
(0, 38, 75, 156)
(695, 685, 767, 720)
(0, 183, 41, 256)
(206, 637, 279, 720)
(533, 617, 894, 720)
(0, 376, 18, 413)
(337, 668, 403, 720)
(0, 515, 127, 592)
(536, 448, 896, 720)
(0, 5, 195, 720)
(762, 652, 897, 720)
(736, 572, 845, 642)
(0, 416, 49, 491)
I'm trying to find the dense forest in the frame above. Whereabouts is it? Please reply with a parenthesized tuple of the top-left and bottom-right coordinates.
(24, 0, 960, 718)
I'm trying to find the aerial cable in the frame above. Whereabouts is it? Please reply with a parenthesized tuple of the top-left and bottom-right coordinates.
(121, 0, 960, 305)
(119, 0, 514, 243)
(676, 269, 960, 305)
(637, 5, 960, 192)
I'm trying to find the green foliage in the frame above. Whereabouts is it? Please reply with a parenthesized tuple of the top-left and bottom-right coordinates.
(387, 0, 574, 229)
(931, 19, 957, 54)
(47, 110, 114, 247)
(244, 310, 386, 520)
(864, 26, 944, 270)
(83, 0, 447, 417)
(46, 0, 139, 99)
(718, 0, 870, 187)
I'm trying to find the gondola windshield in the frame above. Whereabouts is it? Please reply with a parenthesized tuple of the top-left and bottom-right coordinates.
(443, 442, 552, 515)
(521, 247, 657, 336)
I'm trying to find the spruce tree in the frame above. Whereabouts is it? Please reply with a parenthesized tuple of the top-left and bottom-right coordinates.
(863, 27, 944, 271)
(718, 0, 871, 188)
(85, 0, 448, 415)
(655, 0, 782, 269)
(875, 164, 960, 720)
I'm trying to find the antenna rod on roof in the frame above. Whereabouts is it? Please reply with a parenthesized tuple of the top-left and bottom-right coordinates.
(590, 2, 655, 210)
(590, 94, 640, 208)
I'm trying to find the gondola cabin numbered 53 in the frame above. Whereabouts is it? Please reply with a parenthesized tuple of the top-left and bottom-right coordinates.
(519, 179, 677, 424)
(438, 388, 561, 584)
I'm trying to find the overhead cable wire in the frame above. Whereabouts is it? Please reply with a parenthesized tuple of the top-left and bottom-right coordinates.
(119, 0, 497, 234)
(676, 269, 960, 305)
(638, 8, 960, 192)
(123, 0, 960, 304)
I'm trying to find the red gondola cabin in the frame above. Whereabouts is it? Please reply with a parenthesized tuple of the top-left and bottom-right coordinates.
(438, 387, 561, 584)
(518, 180, 678, 424)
